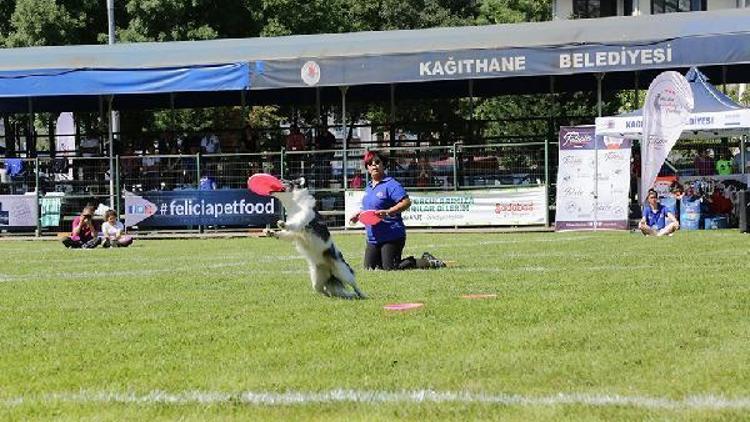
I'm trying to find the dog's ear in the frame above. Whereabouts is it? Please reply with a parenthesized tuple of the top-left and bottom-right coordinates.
(295, 177, 306, 189)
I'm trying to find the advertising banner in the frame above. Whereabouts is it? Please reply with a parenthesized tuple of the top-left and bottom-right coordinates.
(641, 71, 694, 196)
(125, 189, 280, 228)
(0, 194, 38, 227)
(345, 187, 547, 227)
(555, 126, 631, 231)
(251, 30, 750, 89)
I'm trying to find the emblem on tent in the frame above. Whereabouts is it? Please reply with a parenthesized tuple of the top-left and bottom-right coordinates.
(301, 61, 321, 86)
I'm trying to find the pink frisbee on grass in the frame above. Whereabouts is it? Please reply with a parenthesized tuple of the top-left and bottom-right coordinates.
(358, 210, 383, 226)
(247, 173, 285, 196)
(383, 302, 424, 311)
(461, 294, 498, 299)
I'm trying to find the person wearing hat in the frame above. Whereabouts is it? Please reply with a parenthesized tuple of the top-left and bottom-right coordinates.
(638, 190, 680, 236)
(61, 205, 102, 248)
(350, 150, 445, 270)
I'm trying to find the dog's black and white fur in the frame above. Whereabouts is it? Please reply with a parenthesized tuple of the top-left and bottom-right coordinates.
(263, 178, 366, 299)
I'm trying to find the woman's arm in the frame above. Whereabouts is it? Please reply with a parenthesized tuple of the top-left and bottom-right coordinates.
(378, 197, 411, 218)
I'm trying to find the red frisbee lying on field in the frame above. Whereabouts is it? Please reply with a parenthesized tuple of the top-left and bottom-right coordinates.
(461, 294, 497, 299)
(384, 302, 424, 311)
(358, 210, 383, 226)
(247, 173, 285, 196)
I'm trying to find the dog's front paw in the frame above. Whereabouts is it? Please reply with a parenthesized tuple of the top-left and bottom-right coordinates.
(276, 220, 287, 230)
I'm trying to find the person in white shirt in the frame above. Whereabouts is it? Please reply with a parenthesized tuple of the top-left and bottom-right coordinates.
(101, 209, 134, 248)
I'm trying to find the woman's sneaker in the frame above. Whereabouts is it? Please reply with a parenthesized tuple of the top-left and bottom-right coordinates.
(421, 252, 446, 268)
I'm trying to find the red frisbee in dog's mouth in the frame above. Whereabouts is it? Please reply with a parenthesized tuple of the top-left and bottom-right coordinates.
(383, 302, 424, 311)
(247, 173, 285, 196)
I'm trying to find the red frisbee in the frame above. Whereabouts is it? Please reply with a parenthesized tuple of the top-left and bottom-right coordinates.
(358, 210, 383, 226)
(461, 294, 498, 299)
(247, 173, 285, 196)
(384, 302, 424, 311)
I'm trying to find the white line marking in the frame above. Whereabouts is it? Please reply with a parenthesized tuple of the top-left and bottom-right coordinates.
(3, 390, 750, 410)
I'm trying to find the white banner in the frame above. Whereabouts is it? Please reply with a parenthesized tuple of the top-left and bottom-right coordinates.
(641, 71, 694, 196)
(555, 126, 631, 231)
(345, 187, 547, 227)
(0, 194, 38, 227)
(55, 112, 76, 154)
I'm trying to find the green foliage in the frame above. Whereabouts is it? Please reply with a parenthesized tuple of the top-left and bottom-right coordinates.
(0, 0, 615, 147)
(478, 0, 551, 24)
(6, 0, 83, 47)
(0, 231, 749, 419)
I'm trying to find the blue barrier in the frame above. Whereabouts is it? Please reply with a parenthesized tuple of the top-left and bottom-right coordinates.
(704, 215, 728, 230)
(680, 198, 701, 230)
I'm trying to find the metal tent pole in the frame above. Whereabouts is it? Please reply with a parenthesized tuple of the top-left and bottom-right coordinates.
(340, 86, 349, 189)
(596, 73, 604, 117)
(389, 84, 396, 148)
(468, 79, 475, 143)
(595, 73, 605, 230)
(107, 0, 119, 209)
(107, 96, 115, 208)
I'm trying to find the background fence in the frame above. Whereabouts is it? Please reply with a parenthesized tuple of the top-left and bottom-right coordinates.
(0, 142, 551, 234)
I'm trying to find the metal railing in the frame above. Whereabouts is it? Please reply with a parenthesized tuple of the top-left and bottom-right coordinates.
(2, 142, 551, 234)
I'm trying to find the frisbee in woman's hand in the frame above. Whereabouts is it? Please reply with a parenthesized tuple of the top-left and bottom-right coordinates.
(358, 210, 383, 226)
(247, 173, 285, 196)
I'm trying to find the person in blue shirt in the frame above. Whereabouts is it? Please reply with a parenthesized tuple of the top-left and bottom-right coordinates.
(638, 190, 679, 236)
(350, 151, 445, 270)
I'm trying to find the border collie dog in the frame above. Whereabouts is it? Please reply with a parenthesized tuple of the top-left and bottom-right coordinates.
(264, 178, 366, 299)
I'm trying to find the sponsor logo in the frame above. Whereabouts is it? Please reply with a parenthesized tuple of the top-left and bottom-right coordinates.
(495, 202, 534, 213)
(561, 131, 592, 148)
(562, 187, 585, 197)
(301, 61, 321, 86)
(127, 204, 155, 216)
(562, 155, 583, 165)
(603, 137, 623, 150)
(603, 151, 624, 161)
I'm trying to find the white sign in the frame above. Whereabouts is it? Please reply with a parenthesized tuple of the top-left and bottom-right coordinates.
(55, 112, 76, 153)
(555, 126, 631, 231)
(0, 195, 38, 227)
(345, 187, 547, 227)
(641, 71, 694, 196)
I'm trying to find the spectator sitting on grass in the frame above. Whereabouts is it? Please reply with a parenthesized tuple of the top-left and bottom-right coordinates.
(101, 209, 133, 248)
(62, 206, 102, 249)
(638, 190, 680, 237)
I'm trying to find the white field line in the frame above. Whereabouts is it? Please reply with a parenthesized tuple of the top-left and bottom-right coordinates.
(0, 261, 733, 283)
(2, 389, 750, 410)
(410, 235, 596, 249)
(0, 264, 308, 283)
(448, 263, 731, 273)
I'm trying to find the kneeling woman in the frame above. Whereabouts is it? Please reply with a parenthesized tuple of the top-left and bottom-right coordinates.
(350, 151, 444, 270)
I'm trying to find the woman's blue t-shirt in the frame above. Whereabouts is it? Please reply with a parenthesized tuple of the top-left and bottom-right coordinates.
(362, 176, 408, 244)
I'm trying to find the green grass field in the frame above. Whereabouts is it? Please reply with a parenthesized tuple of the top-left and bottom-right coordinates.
(1, 230, 749, 420)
